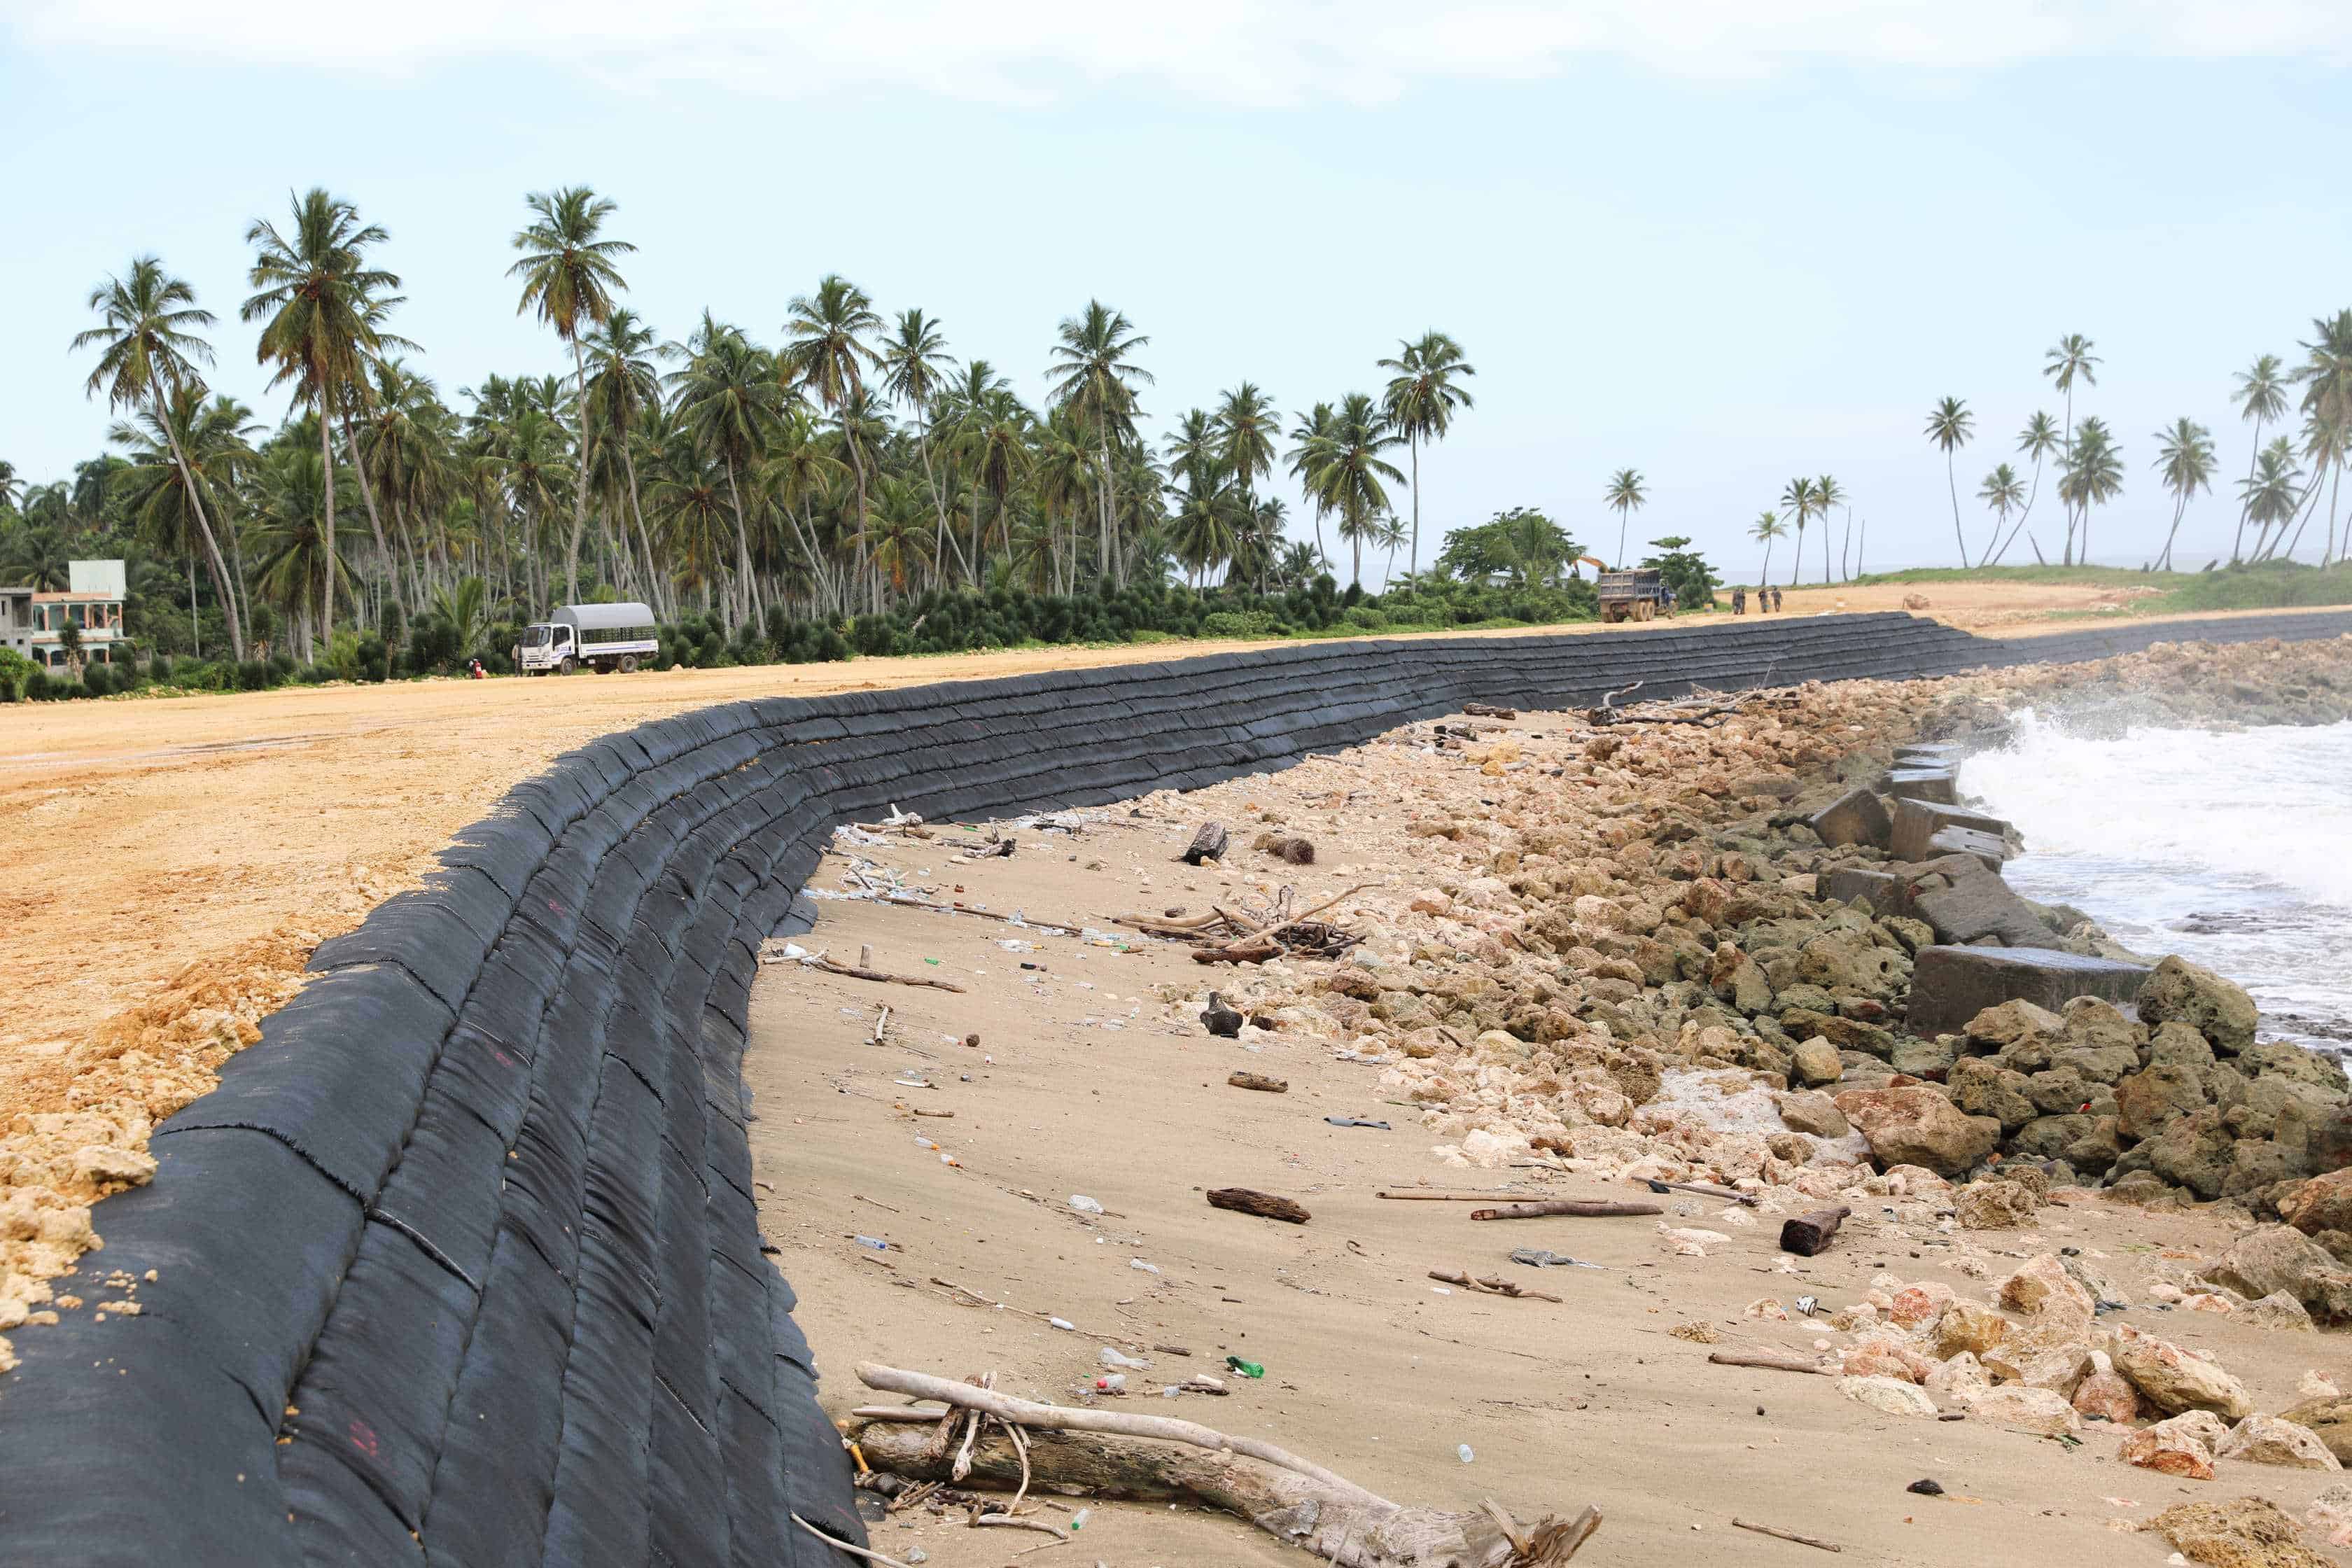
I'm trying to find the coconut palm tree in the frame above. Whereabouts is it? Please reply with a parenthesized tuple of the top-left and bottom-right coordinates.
(2280, 311, 2352, 563)
(1284, 402, 1337, 564)
(781, 276, 883, 589)
(249, 441, 354, 661)
(241, 188, 400, 638)
(666, 313, 785, 624)
(1812, 475, 1845, 582)
(1602, 468, 1646, 569)
(2058, 416, 2124, 562)
(2240, 438, 2303, 560)
(1298, 393, 1404, 589)
(953, 386, 1032, 588)
(2230, 354, 2289, 562)
(430, 575, 491, 660)
(1213, 383, 1280, 507)
(582, 309, 664, 612)
(509, 186, 633, 606)
(2043, 334, 2100, 562)
(1376, 332, 1476, 576)
(1923, 397, 1974, 564)
(1749, 510, 1786, 588)
(1047, 301, 1153, 587)
(881, 308, 962, 578)
(2151, 418, 2216, 570)
(71, 256, 246, 657)
(1976, 463, 2026, 566)
(1777, 477, 1817, 588)
(110, 386, 260, 658)
(1989, 412, 2062, 566)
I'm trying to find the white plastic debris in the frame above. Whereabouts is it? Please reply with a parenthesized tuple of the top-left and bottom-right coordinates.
(1069, 1195, 1104, 1214)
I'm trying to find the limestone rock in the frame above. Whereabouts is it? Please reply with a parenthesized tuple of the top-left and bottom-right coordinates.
(1932, 1300, 2011, 1359)
(1997, 1252, 2096, 1321)
(1833, 1084, 1999, 1177)
(1774, 1090, 1849, 1139)
(1966, 997, 2067, 1051)
(2218, 1413, 2343, 1471)
(1955, 1179, 2038, 1229)
(2138, 954, 2260, 1055)
(2071, 1351, 2141, 1424)
(2148, 1019, 2219, 1070)
(1961, 1383, 2080, 1437)
(2241, 1292, 2317, 1333)
(1836, 1375, 1938, 1418)
(2149, 1109, 2239, 1200)
(2120, 1410, 2227, 1480)
(2281, 1170, 2352, 1238)
(2117, 1063, 2211, 1143)
(1948, 1057, 2036, 1130)
(2150, 1496, 2334, 1568)
(2203, 1225, 2352, 1324)
(1925, 1350, 1991, 1400)
(1789, 1035, 1843, 1088)
(2110, 1324, 2255, 1419)
(2278, 1397, 2352, 1466)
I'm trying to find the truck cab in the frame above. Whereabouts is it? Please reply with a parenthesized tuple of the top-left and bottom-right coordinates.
(519, 602, 658, 675)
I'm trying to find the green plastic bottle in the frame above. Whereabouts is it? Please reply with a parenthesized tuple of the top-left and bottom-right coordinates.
(1224, 1355, 1265, 1379)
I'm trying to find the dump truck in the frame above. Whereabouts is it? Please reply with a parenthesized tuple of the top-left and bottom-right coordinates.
(1597, 568, 1674, 623)
(517, 601, 658, 674)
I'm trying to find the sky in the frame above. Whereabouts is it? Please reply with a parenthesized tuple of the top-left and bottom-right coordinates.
(5, 1, 2351, 581)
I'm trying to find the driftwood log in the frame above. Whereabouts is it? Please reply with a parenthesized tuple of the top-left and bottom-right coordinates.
(1207, 1187, 1310, 1224)
(1469, 1200, 1662, 1221)
(853, 1407, 1600, 1567)
(1779, 1205, 1851, 1257)
(1707, 1349, 1833, 1376)
(1228, 1071, 1289, 1093)
(1182, 821, 1231, 865)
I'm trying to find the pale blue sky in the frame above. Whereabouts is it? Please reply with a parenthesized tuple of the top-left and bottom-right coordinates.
(6, 3, 2350, 578)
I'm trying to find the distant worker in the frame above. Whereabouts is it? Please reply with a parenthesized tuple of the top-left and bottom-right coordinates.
(1662, 586, 1677, 614)
(469, 657, 487, 680)
(1732, 586, 1746, 615)
(1771, 586, 1784, 612)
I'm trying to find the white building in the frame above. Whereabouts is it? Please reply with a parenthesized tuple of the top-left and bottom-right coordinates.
(29, 560, 130, 668)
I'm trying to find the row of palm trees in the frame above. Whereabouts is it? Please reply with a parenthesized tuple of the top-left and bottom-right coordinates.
(1926, 320, 2352, 573)
(43, 185, 1483, 662)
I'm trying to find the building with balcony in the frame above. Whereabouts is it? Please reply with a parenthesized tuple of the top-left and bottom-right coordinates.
(29, 560, 130, 669)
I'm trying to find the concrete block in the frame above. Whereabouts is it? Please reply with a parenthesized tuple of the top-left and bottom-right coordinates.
(1926, 826, 2008, 872)
(1809, 786, 1892, 849)
(1902, 857, 2050, 947)
(1907, 946, 2152, 1037)
(1885, 766, 1959, 804)
(1895, 743, 1963, 766)
(1818, 867, 1903, 914)
(1889, 797, 2013, 861)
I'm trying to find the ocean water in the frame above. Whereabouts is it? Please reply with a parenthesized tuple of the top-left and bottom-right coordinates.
(1964, 714, 2352, 1054)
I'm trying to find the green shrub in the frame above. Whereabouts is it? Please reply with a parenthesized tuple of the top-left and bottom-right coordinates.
(1200, 608, 1277, 638)
(0, 648, 31, 702)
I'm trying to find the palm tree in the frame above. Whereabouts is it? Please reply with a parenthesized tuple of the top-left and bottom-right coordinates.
(2043, 334, 2099, 563)
(2240, 438, 2304, 561)
(1495, 508, 1569, 588)
(71, 255, 246, 657)
(1923, 397, 1974, 564)
(1777, 476, 1817, 588)
(881, 308, 962, 582)
(1214, 383, 1280, 510)
(781, 276, 884, 592)
(509, 186, 634, 606)
(1375, 514, 1408, 583)
(2151, 418, 2216, 570)
(1376, 332, 1476, 576)
(1602, 468, 1646, 568)
(1812, 474, 1845, 582)
(249, 441, 354, 661)
(2280, 311, 2352, 563)
(1299, 393, 1406, 588)
(2057, 416, 2124, 561)
(111, 387, 260, 659)
(1976, 463, 2026, 566)
(666, 313, 785, 624)
(1749, 510, 1786, 587)
(1284, 402, 1337, 564)
(430, 575, 491, 659)
(1048, 302, 1153, 588)
(2230, 354, 2289, 563)
(241, 188, 400, 638)
(1991, 412, 2062, 566)
(583, 309, 664, 613)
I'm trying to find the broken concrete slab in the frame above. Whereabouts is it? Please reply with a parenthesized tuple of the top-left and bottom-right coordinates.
(1889, 797, 2014, 861)
(1816, 867, 1902, 914)
(1894, 742, 1963, 765)
(1926, 825, 2008, 872)
(1884, 766, 1959, 804)
(1907, 945, 2155, 1037)
(1808, 786, 1892, 849)
(1902, 857, 2054, 947)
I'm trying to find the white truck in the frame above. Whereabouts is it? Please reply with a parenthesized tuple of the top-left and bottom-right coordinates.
(517, 602, 659, 675)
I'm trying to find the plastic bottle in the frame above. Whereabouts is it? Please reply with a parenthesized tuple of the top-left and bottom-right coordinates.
(1099, 1346, 1149, 1370)
(1224, 1356, 1265, 1379)
(1093, 1373, 1125, 1393)
(1047, 1317, 1075, 1331)
(1457, 1443, 1476, 1464)
(852, 1236, 888, 1252)
(1071, 1509, 1091, 1532)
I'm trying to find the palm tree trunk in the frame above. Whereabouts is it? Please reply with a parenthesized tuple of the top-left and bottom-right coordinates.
(620, 444, 666, 620)
(2279, 461, 2331, 561)
(566, 337, 592, 606)
(2232, 418, 2265, 564)
(317, 394, 338, 639)
(1760, 538, 1772, 587)
(337, 411, 401, 628)
(156, 398, 246, 661)
(1788, 525, 1802, 589)
(1842, 508, 1853, 580)
(1407, 437, 1421, 578)
(2328, 461, 2343, 568)
(1947, 452, 1968, 566)
(722, 455, 754, 628)
(2159, 496, 2187, 571)
(189, 554, 200, 659)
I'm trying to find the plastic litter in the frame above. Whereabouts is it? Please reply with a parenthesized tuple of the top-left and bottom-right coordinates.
(1508, 1248, 1607, 1270)
(1071, 1508, 1091, 1532)
(1099, 1346, 1150, 1370)
(1094, 1374, 1126, 1394)
(1322, 1116, 1391, 1130)
(1224, 1356, 1264, 1379)
(852, 1236, 888, 1252)
(1068, 1195, 1104, 1214)
(1048, 1317, 1075, 1331)
(1457, 1444, 1476, 1464)
(1128, 1259, 1161, 1275)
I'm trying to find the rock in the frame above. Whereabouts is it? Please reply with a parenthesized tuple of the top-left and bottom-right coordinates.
(2110, 1324, 2255, 1419)
(70, 1144, 156, 1189)
(1996, 1252, 2096, 1321)
(2220, 1415, 2344, 1471)
(2120, 1410, 2228, 1480)
(2280, 1398, 2352, 1466)
(1901, 592, 1931, 610)
(1961, 1384, 2080, 1437)
(2281, 1170, 2352, 1237)
(1904, 861, 2057, 948)
(1836, 1375, 1938, 1418)
(2150, 1496, 2335, 1568)
(1789, 1035, 1843, 1087)
(1889, 1035, 1958, 1079)
(1833, 1085, 2000, 1177)
(2203, 1225, 2352, 1324)
(1949, 1058, 2037, 1130)
(2138, 955, 2260, 1056)
(2150, 1109, 2239, 1200)
(2148, 1019, 2220, 1070)
(2242, 1042, 2352, 1095)
(1808, 787, 1891, 850)
(1966, 997, 2068, 1049)
(1925, 1350, 1991, 1399)
(1707, 943, 1775, 1014)
(1931, 1299, 2012, 1359)
(1956, 1179, 2039, 1229)
(2024, 1065, 2116, 1119)
(1778, 1007, 1897, 1058)
(1907, 946, 2152, 1037)
(2242, 1292, 2317, 1333)
(2072, 1351, 2141, 1423)
(1774, 1090, 1849, 1138)
(2060, 995, 2143, 1050)
(1795, 930, 1907, 1001)
(2118, 1064, 2211, 1143)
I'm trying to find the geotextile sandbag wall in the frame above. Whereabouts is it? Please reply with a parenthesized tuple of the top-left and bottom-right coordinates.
(3, 608, 2346, 1568)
